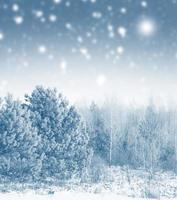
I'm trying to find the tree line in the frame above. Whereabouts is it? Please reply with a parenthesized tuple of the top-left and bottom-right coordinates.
(80, 100, 177, 174)
(0, 86, 176, 183)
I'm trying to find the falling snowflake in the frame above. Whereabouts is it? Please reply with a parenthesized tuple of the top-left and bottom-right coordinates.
(92, 12, 102, 19)
(0, 33, 4, 41)
(60, 60, 67, 70)
(53, 0, 62, 4)
(117, 27, 127, 38)
(120, 7, 127, 14)
(107, 24, 113, 32)
(65, 1, 71, 7)
(108, 24, 115, 38)
(117, 46, 124, 55)
(65, 23, 72, 30)
(77, 36, 83, 43)
(38, 45, 47, 54)
(90, 0, 96, 3)
(80, 48, 91, 60)
(137, 18, 156, 37)
(34, 10, 43, 18)
(97, 75, 107, 86)
(49, 14, 57, 22)
(14, 16, 23, 25)
(12, 4, 19, 12)
(141, 1, 148, 8)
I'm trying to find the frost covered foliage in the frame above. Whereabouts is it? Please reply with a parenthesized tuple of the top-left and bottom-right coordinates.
(88, 103, 110, 164)
(0, 95, 41, 182)
(80, 100, 177, 173)
(1, 87, 177, 185)
(24, 86, 90, 180)
(0, 87, 90, 183)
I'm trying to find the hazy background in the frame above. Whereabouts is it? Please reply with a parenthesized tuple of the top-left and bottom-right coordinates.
(0, 0, 177, 105)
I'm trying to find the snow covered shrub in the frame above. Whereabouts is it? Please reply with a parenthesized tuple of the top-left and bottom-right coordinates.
(88, 156, 107, 183)
(24, 86, 91, 180)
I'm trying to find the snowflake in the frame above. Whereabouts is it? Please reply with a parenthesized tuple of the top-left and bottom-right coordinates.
(107, 6, 113, 11)
(60, 61, 67, 70)
(14, 16, 23, 25)
(53, 0, 62, 4)
(12, 4, 19, 12)
(34, 10, 43, 18)
(117, 46, 124, 55)
(90, 0, 96, 3)
(141, 1, 148, 8)
(107, 24, 115, 38)
(65, 23, 72, 30)
(77, 36, 83, 43)
(65, 1, 71, 7)
(38, 45, 47, 54)
(120, 7, 127, 14)
(137, 18, 156, 37)
(86, 32, 92, 37)
(92, 12, 102, 19)
(3, 4, 8, 10)
(49, 14, 57, 22)
(0, 32, 4, 41)
(80, 48, 91, 60)
(117, 27, 127, 38)
(96, 75, 107, 86)
(40, 18, 46, 23)
(107, 24, 113, 32)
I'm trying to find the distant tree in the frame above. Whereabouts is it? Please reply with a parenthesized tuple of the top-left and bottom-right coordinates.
(138, 104, 160, 171)
(160, 144, 176, 170)
(88, 103, 110, 163)
(0, 95, 41, 182)
(25, 86, 90, 180)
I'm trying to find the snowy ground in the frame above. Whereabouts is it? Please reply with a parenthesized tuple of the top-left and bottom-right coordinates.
(1, 167, 177, 200)
(0, 191, 175, 200)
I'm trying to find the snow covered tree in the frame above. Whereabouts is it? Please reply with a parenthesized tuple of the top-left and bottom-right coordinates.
(25, 86, 90, 180)
(0, 95, 41, 182)
(88, 103, 110, 164)
(138, 104, 160, 171)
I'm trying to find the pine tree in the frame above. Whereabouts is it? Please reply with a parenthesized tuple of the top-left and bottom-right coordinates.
(0, 95, 41, 182)
(25, 86, 90, 180)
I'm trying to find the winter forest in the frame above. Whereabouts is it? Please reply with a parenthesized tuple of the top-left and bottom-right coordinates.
(1, 86, 177, 199)
(1, 0, 177, 199)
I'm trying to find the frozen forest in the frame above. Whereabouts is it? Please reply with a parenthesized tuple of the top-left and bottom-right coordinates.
(0, 86, 177, 199)
(1, 0, 177, 199)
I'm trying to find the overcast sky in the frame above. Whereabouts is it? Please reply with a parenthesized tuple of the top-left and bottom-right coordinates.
(0, 0, 177, 105)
